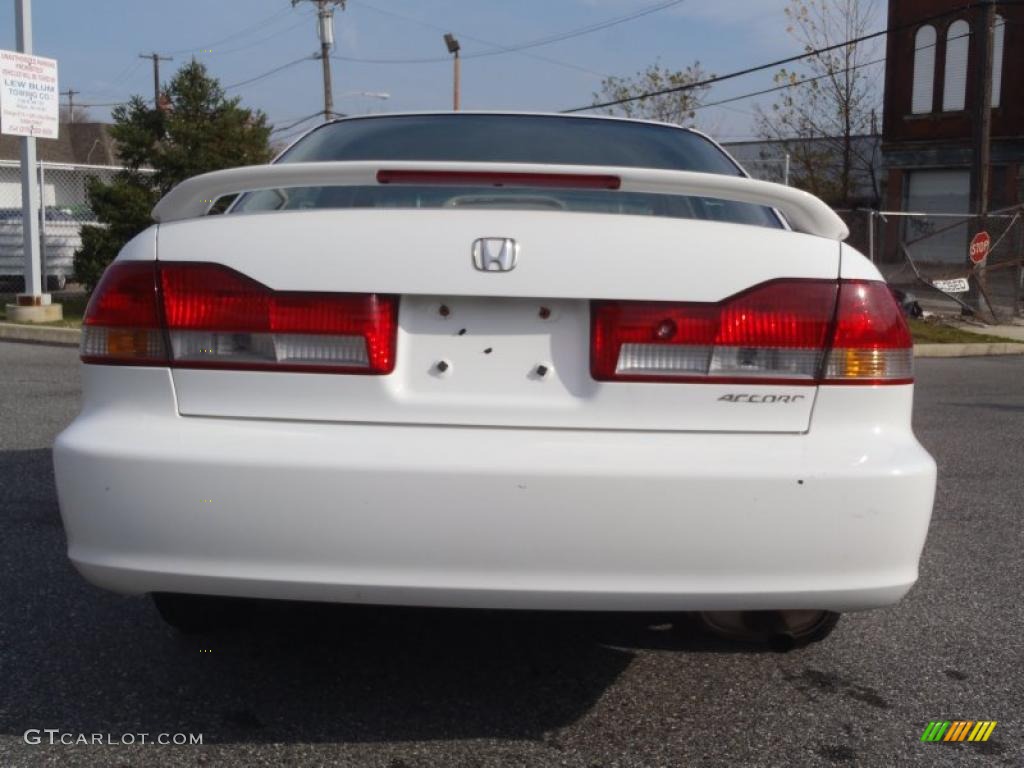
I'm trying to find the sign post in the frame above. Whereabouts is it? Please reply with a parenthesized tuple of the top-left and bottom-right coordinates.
(969, 231, 991, 266)
(1, 0, 62, 322)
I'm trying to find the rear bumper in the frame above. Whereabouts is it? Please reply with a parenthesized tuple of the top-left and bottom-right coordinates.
(54, 367, 936, 612)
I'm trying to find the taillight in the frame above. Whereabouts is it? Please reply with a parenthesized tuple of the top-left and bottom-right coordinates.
(591, 279, 913, 385)
(823, 280, 914, 384)
(81, 261, 397, 374)
(81, 262, 169, 365)
(159, 263, 397, 373)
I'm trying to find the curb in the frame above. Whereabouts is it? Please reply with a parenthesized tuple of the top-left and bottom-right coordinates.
(915, 342, 1024, 358)
(0, 322, 81, 347)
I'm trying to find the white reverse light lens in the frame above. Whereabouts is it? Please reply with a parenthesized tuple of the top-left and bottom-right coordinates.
(169, 330, 369, 368)
(616, 344, 711, 375)
(616, 343, 821, 379)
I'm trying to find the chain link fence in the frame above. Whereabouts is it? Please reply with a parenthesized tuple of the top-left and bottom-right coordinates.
(838, 207, 1024, 322)
(0, 161, 152, 292)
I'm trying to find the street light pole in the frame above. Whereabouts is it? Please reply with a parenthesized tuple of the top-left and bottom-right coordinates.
(444, 33, 460, 111)
(453, 49, 460, 111)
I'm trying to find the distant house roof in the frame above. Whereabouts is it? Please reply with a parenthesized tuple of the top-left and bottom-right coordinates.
(0, 122, 119, 166)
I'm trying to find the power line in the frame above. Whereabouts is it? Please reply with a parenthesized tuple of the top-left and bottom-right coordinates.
(78, 53, 314, 108)
(223, 55, 314, 91)
(692, 22, 971, 116)
(206, 17, 311, 57)
(270, 111, 325, 134)
(349, 0, 610, 78)
(273, 121, 325, 144)
(330, 0, 686, 65)
(470, 0, 687, 57)
(79, 53, 316, 107)
(75, 98, 151, 108)
(563, 3, 986, 114)
(695, 56, 887, 114)
(164, 6, 297, 55)
(87, 59, 144, 98)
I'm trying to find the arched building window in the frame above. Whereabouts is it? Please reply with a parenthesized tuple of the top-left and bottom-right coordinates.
(943, 20, 970, 112)
(911, 25, 937, 113)
(992, 15, 1005, 107)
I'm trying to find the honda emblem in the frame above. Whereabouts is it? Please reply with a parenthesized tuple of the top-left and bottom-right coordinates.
(472, 238, 519, 272)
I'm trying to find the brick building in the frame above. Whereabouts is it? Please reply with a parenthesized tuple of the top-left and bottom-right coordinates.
(881, 0, 1023, 262)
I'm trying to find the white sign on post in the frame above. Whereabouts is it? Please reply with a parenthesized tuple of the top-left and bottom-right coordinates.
(932, 278, 970, 294)
(0, 49, 59, 139)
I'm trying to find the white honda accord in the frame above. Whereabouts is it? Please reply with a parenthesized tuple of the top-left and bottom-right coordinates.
(53, 113, 936, 645)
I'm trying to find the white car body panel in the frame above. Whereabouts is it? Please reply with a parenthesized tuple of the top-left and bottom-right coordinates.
(840, 242, 886, 280)
(55, 365, 934, 612)
(53, 114, 936, 614)
(155, 209, 839, 302)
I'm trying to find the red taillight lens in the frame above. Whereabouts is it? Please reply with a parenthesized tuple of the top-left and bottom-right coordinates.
(592, 280, 838, 384)
(592, 279, 913, 385)
(823, 280, 914, 384)
(81, 261, 397, 374)
(81, 262, 169, 364)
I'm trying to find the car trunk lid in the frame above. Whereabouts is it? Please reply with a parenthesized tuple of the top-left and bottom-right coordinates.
(158, 208, 839, 433)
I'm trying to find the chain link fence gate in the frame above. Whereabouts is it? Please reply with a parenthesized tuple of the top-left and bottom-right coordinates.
(837, 207, 1024, 323)
(0, 161, 153, 292)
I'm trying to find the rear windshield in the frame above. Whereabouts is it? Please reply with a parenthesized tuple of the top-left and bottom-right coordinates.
(233, 114, 780, 228)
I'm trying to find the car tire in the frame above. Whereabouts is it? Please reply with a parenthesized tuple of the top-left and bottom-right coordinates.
(151, 593, 251, 634)
(693, 610, 840, 651)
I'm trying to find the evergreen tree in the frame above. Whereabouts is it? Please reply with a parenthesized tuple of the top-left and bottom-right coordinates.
(75, 61, 272, 289)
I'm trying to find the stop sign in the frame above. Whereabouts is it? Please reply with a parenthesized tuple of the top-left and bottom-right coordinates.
(969, 231, 991, 265)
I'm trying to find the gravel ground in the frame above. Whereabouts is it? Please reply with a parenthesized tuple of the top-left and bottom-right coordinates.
(0, 341, 1020, 767)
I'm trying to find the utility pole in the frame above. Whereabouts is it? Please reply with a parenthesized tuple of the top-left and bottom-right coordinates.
(967, 1, 997, 314)
(294, 0, 345, 120)
(61, 88, 79, 122)
(138, 52, 173, 108)
(444, 33, 461, 110)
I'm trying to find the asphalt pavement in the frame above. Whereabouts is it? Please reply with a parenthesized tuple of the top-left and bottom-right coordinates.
(0, 340, 1021, 767)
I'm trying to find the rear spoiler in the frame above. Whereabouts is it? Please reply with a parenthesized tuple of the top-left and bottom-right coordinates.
(152, 161, 849, 240)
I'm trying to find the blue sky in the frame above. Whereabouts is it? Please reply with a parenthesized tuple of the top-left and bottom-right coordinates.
(1, 0, 884, 144)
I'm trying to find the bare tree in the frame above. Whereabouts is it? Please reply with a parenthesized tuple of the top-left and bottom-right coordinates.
(756, 0, 881, 206)
(592, 60, 711, 126)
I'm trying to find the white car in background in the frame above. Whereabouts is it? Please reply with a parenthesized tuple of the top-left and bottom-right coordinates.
(53, 113, 936, 647)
